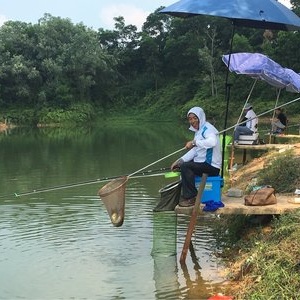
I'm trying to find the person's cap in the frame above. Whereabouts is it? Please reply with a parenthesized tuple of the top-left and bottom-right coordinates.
(244, 103, 252, 110)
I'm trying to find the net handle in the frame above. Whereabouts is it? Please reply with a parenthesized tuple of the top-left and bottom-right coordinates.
(128, 147, 185, 178)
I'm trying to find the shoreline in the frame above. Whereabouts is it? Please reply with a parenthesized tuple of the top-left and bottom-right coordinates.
(0, 122, 17, 132)
(0, 122, 8, 132)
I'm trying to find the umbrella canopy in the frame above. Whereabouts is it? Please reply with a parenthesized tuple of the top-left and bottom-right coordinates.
(160, 0, 300, 31)
(222, 52, 300, 93)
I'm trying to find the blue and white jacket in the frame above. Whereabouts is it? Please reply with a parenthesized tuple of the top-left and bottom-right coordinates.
(180, 107, 222, 170)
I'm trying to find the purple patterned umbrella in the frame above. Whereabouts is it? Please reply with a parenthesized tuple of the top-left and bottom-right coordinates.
(222, 52, 300, 93)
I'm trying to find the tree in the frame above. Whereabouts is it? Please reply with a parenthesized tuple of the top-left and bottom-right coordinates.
(0, 14, 118, 110)
(0, 21, 42, 107)
(37, 14, 116, 105)
(139, 8, 172, 91)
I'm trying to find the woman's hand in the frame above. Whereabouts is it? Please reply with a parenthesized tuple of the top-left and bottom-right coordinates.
(171, 158, 184, 170)
(185, 140, 195, 149)
(171, 160, 179, 170)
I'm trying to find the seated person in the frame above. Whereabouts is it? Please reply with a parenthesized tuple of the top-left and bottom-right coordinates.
(170, 107, 221, 207)
(271, 108, 287, 134)
(233, 103, 258, 145)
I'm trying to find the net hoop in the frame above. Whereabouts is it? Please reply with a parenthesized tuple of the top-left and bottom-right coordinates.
(98, 176, 128, 198)
(98, 176, 128, 227)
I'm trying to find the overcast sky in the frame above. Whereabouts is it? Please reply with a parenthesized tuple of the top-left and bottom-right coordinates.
(0, 0, 293, 31)
(0, 0, 176, 31)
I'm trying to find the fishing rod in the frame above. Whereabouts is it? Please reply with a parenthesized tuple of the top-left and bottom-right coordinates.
(5, 97, 300, 199)
(220, 96, 300, 175)
(1, 167, 173, 198)
(218, 96, 300, 135)
(285, 123, 300, 132)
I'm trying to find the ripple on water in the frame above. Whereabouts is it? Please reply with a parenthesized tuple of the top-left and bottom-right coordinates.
(0, 181, 226, 299)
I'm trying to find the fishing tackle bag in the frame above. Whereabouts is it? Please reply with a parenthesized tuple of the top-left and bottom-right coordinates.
(244, 186, 277, 206)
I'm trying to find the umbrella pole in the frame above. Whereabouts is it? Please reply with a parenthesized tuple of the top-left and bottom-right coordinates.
(269, 89, 281, 143)
(221, 24, 235, 178)
(221, 83, 232, 177)
(229, 79, 258, 171)
(180, 173, 208, 264)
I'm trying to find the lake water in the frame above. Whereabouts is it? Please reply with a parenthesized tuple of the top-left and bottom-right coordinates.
(0, 124, 232, 299)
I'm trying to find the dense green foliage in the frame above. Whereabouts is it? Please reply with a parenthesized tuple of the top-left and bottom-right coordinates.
(1, 3, 300, 125)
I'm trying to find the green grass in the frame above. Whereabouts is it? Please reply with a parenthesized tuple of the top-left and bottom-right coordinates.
(213, 148, 300, 298)
(257, 151, 300, 193)
(213, 211, 300, 299)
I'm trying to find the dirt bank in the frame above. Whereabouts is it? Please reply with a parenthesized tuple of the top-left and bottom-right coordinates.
(228, 142, 300, 191)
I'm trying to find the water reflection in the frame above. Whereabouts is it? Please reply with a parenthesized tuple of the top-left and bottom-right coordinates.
(0, 125, 227, 299)
(180, 242, 210, 299)
(151, 211, 226, 299)
(152, 212, 179, 299)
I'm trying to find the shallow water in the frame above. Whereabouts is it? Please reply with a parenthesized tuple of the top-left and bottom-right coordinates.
(0, 125, 227, 299)
(0, 185, 226, 299)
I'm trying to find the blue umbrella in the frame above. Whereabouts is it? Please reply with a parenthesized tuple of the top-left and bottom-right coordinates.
(222, 52, 300, 93)
(160, 0, 300, 30)
(160, 0, 300, 176)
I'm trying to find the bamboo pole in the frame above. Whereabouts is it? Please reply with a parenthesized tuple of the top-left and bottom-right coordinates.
(180, 173, 208, 264)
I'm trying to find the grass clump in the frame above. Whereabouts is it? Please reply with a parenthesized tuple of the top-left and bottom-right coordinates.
(257, 150, 300, 193)
(214, 212, 300, 299)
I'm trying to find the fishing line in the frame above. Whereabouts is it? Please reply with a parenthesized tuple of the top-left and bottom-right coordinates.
(1, 167, 172, 198)
(288, 123, 300, 128)
(128, 147, 184, 178)
(4, 97, 300, 199)
(218, 96, 300, 134)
